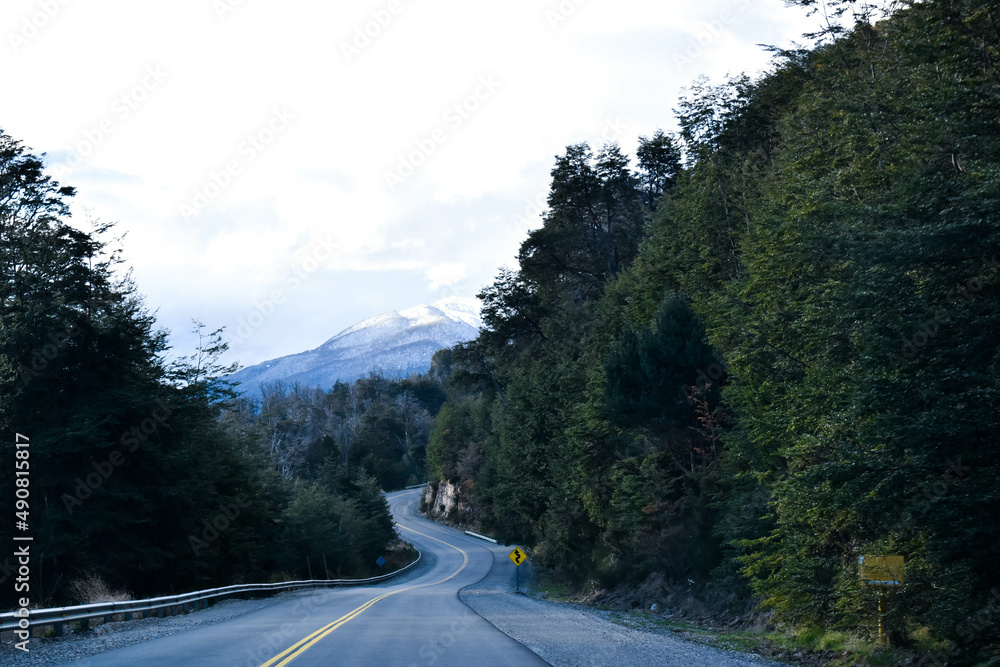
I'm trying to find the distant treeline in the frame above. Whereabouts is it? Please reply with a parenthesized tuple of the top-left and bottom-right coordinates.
(246, 374, 443, 491)
(426, 1, 999, 662)
(0, 133, 441, 608)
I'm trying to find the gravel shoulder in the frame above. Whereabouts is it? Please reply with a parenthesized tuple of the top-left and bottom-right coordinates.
(459, 542, 786, 667)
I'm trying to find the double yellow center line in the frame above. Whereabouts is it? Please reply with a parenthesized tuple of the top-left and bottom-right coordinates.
(259, 508, 469, 666)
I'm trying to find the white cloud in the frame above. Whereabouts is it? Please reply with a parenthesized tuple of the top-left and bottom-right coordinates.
(426, 263, 468, 291)
(0, 0, 825, 365)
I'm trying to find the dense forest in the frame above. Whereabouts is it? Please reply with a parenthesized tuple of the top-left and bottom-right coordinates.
(0, 135, 439, 607)
(2, 0, 998, 663)
(425, 1, 1000, 663)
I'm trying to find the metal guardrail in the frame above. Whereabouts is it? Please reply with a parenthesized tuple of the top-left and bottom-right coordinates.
(464, 530, 498, 544)
(1, 551, 421, 637)
(404, 482, 429, 490)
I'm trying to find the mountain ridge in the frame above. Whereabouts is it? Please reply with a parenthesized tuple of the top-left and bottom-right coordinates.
(229, 296, 481, 394)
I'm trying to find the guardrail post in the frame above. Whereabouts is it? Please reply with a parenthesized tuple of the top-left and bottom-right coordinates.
(53, 622, 65, 637)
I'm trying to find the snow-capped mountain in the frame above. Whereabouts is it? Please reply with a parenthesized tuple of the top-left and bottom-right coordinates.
(228, 297, 482, 395)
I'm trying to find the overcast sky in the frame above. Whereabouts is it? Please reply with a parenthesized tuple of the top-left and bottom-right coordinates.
(1, 0, 823, 368)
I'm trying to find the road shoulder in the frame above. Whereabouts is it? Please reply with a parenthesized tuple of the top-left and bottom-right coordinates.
(459, 548, 785, 667)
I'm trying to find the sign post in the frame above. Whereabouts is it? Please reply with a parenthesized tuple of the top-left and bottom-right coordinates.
(508, 547, 526, 593)
(859, 555, 904, 646)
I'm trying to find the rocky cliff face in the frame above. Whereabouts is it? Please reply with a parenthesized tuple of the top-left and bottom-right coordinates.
(421, 480, 474, 525)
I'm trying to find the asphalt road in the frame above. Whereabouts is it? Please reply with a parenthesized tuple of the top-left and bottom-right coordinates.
(59, 489, 545, 667)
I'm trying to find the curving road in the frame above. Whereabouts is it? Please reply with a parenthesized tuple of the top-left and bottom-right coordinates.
(60, 489, 545, 666)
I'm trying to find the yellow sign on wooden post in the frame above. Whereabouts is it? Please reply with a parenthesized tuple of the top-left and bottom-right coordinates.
(859, 555, 905, 586)
(509, 547, 527, 593)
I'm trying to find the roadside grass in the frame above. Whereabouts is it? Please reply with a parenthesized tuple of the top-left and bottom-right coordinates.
(527, 570, 947, 666)
(595, 612, 935, 666)
(531, 568, 576, 603)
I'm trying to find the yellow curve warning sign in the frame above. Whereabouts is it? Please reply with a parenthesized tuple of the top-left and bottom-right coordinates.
(508, 547, 526, 567)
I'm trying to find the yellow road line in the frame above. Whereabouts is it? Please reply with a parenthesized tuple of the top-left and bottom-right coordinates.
(259, 497, 469, 667)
